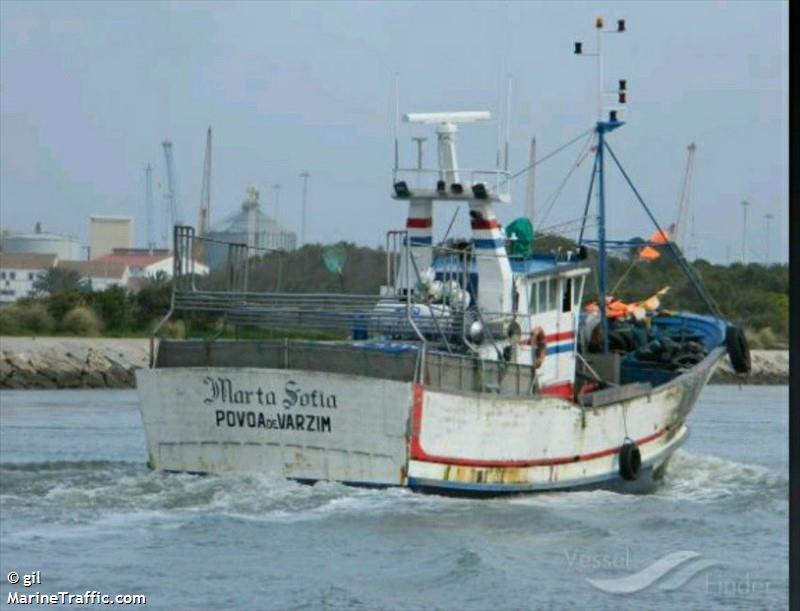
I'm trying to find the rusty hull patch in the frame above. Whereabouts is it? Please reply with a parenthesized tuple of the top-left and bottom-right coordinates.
(446, 464, 530, 484)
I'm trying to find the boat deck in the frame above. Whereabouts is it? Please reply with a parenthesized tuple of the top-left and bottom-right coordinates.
(155, 339, 540, 398)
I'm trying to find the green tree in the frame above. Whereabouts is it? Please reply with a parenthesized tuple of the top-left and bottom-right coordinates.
(133, 272, 173, 328)
(32, 267, 86, 296)
(88, 285, 133, 332)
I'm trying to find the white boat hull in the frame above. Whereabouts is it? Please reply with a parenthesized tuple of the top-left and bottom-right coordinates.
(135, 348, 724, 495)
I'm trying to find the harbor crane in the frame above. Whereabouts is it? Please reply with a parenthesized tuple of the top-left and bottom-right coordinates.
(162, 140, 180, 247)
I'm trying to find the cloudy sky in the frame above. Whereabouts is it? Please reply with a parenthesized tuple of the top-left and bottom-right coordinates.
(0, 1, 788, 263)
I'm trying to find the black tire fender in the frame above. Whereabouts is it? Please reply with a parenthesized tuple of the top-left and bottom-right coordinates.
(726, 325, 751, 374)
(619, 439, 641, 481)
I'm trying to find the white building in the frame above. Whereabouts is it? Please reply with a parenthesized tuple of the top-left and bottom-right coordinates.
(58, 260, 129, 291)
(0, 253, 58, 303)
(89, 216, 133, 260)
(95, 248, 209, 281)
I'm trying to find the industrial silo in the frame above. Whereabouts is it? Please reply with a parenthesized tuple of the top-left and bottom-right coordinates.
(3, 223, 82, 260)
(204, 187, 297, 270)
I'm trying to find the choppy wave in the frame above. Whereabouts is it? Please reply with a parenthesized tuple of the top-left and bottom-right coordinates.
(0, 460, 464, 528)
(656, 450, 787, 505)
(1, 447, 786, 526)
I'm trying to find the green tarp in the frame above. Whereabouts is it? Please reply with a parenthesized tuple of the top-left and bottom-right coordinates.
(504, 217, 534, 256)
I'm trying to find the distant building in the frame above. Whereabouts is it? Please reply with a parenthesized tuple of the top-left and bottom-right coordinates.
(58, 260, 129, 291)
(205, 187, 296, 270)
(90, 216, 133, 260)
(95, 248, 209, 281)
(0, 253, 58, 303)
(2, 222, 82, 260)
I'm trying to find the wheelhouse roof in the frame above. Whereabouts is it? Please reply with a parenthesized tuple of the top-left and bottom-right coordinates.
(431, 253, 590, 280)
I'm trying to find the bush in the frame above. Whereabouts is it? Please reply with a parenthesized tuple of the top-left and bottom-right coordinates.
(0, 306, 23, 334)
(45, 291, 85, 321)
(756, 326, 778, 349)
(89, 286, 132, 331)
(0, 304, 55, 334)
(744, 328, 763, 350)
(61, 306, 104, 336)
(159, 319, 185, 339)
(16, 303, 56, 334)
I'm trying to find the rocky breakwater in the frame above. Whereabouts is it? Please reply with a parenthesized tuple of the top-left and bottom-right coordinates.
(0, 337, 150, 389)
(710, 349, 789, 385)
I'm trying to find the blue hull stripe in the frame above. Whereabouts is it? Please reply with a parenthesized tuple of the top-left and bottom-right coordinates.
(407, 236, 433, 246)
(546, 342, 574, 355)
(473, 238, 505, 249)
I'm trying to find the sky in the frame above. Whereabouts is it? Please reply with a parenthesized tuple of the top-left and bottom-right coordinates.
(0, 0, 789, 263)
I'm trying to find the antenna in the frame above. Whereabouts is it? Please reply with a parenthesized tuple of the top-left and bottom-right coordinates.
(504, 75, 513, 171)
(394, 73, 400, 170)
(573, 17, 628, 122)
(411, 137, 427, 187)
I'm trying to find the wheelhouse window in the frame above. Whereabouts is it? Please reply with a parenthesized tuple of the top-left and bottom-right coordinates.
(529, 281, 539, 313)
(573, 277, 585, 309)
(561, 278, 572, 313)
(547, 278, 557, 311)
(538, 280, 547, 313)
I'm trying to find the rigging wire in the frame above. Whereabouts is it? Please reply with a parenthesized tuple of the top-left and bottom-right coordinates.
(439, 207, 461, 245)
(535, 133, 595, 228)
(502, 127, 595, 183)
(539, 217, 598, 237)
(610, 257, 640, 295)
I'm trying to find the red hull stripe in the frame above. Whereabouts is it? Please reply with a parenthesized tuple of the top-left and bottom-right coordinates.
(470, 218, 500, 230)
(406, 218, 432, 228)
(538, 382, 573, 399)
(546, 331, 575, 342)
(520, 331, 575, 346)
(409, 384, 669, 468)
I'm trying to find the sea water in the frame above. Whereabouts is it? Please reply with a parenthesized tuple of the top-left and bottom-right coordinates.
(0, 386, 788, 610)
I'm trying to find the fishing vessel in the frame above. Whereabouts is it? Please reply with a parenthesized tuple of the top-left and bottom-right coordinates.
(136, 20, 750, 495)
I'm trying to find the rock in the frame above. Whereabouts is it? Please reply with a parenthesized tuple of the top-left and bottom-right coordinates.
(710, 350, 789, 385)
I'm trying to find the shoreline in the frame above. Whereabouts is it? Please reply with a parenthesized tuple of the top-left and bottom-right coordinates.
(0, 336, 789, 390)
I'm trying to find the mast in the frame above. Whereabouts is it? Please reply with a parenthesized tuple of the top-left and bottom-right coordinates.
(575, 16, 627, 352)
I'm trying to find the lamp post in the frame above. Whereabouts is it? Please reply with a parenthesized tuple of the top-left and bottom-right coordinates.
(272, 184, 281, 225)
(763, 213, 773, 264)
(299, 171, 309, 247)
(740, 200, 749, 264)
